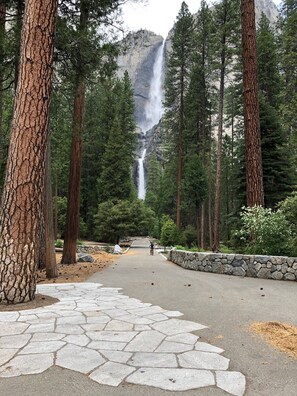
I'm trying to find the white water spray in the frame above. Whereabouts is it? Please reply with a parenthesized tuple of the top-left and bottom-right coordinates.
(137, 40, 165, 200)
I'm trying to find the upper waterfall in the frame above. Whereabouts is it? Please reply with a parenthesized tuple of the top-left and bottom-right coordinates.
(141, 40, 165, 133)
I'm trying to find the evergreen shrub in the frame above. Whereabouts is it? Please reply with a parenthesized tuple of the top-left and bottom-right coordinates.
(160, 218, 180, 248)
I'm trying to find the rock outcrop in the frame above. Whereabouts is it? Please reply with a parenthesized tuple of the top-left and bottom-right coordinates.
(117, 30, 163, 129)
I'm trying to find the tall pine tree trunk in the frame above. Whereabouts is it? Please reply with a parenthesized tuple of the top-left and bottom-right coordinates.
(39, 141, 58, 278)
(61, 78, 85, 264)
(200, 204, 205, 249)
(241, 0, 264, 206)
(214, 40, 226, 252)
(0, 2, 6, 192)
(62, 3, 88, 264)
(0, 0, 57, 304)
(176, 75, 184, 229)
(54, 167, 58, 240)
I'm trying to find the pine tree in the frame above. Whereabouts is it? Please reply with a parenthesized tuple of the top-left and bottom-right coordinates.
(184, 0, 213, 247)
(257, 13, 293, 207)
(98, 115, 135, 202)
(213, 0, 241, 251)
(279, 0, 297, 137)
(145, 153, 162, 215)
(183, 154, 208, 246)
(164, 1, 194, 229)
(81, 78, 119, 236)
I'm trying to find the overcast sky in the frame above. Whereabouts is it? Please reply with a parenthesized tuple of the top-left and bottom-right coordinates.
(122, 0, 282, 39)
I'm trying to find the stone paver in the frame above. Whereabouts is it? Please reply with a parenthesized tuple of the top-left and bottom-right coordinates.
(0, 283, 246, 395)
(216, 371, 246, 396)
(126, 368, 215, 391)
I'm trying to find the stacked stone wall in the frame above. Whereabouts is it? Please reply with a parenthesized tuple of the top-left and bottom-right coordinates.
(168, 250, 297, 281)
(77, 245, 113, 254)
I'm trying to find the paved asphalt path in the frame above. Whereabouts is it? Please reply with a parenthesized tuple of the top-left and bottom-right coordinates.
(1, 237, 296, 396)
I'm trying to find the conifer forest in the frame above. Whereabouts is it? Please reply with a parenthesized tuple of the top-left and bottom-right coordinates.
(0, 0, 296, 303)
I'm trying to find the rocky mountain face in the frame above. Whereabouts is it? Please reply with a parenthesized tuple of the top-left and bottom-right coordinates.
(255, 0, 279, 24)
(117, 30, 164, 131)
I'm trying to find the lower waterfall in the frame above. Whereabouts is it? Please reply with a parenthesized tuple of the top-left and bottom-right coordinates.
(137, 148, 147, 200)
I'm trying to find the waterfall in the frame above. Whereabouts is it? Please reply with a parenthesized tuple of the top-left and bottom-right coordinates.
(138, 148, 147, 200)
(137, 40, 165, 200)
(143, 40, 165, 132)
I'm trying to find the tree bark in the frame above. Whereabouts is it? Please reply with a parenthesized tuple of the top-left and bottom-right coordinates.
(0, 2, 6, 190)
(61, 3, 88, 264)
(0, 0, 57, 304)
(39, 140, 58, 278)
(200, 203, 205, 249)
(241, 0, 264, 207)
(54, 167, 58, 240)
(62, 81, 86, 264)
(61, 78, 85, 264)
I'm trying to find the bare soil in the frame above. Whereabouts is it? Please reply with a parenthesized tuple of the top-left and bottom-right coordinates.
(37, 251, 115, 284)
(250, 321, 297, 359)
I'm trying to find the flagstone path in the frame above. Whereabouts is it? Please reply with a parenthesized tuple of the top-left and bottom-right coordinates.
(0, 283, 245, 395)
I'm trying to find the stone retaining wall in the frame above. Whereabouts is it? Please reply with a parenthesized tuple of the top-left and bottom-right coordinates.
(77, 245, 113, 254)
(168, 250, 297, 281)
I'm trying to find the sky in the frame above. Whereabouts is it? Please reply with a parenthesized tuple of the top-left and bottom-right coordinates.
(122, 0, 282, 39)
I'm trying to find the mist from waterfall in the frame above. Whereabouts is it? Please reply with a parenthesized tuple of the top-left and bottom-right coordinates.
(137, 40, 165, 200)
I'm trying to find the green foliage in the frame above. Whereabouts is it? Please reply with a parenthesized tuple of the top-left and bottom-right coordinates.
(182, 225, 197, 247)
(183, 154, 208, 209)
(278, 192, 297, 235)
(56, 196, 88, 239)
(96, 73, 136, 206)
(219, 243, 234, 254)
(236, 206, 294, 256)
(257, 14, 294, 207)
(160, 218, 180, 247)
(278, 0, 297, 137)
(145, 153, 162, 215)
(55, 239, 63, 248)
(94, 199, 156, 243)
(57, 197, 68, 237)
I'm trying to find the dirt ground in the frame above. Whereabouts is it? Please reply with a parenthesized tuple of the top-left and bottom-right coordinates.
(250, 321, 297, 359)
(37, 251, 115, 284)
(0, 251, 115, 312)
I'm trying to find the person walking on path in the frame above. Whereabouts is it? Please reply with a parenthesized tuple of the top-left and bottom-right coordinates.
(150, 241, 154, 255)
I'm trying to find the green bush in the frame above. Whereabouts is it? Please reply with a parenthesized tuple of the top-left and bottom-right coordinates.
(219, 244, 234, 254)
(236, 206, 294, 256)
(278, 192, 297, 234)
(94, 199, 156, 243)
(55, 239, 63, 248)
(160, 218, 179, 247)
